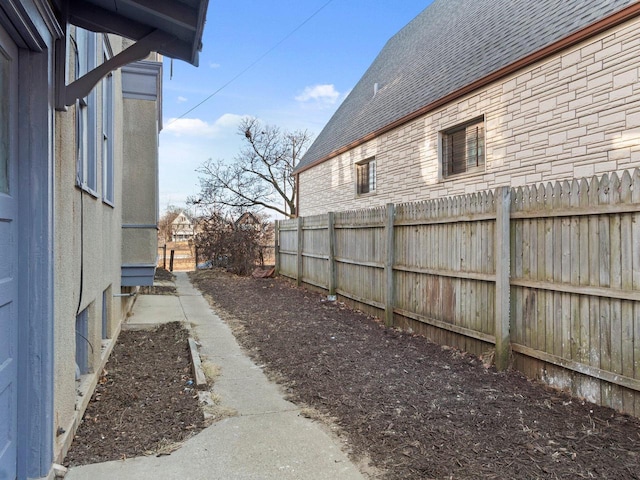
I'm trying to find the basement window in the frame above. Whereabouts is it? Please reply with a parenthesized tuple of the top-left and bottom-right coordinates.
(102, 287, 111, 339)
(76, 307, 90, 376)
(356, 157, 376, 195)
(441, 117, 485, 177)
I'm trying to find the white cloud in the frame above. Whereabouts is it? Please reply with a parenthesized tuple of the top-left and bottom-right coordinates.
(209, 62, 221, 69)
(163, 114, 244, 138)
(214, 113, 245, 129)
(177, 96, 188, 103)
(295, 84, 340, 104)
(163, 118, 216, 137)
(159, 114, 250, 207)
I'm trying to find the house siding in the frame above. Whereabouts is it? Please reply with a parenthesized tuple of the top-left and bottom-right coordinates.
(0, 0, 207, 475)
(52, 31, 158, 465)
(299, 16, 640, 216)
(121, 83, 161, 282)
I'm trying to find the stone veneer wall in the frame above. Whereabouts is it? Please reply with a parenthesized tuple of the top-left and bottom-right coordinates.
(299, 16, 640, 216)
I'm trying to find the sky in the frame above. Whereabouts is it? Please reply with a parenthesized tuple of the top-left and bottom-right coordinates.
(159, 0, 433, 214)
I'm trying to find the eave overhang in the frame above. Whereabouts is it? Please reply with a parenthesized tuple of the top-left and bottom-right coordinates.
(66, 0, 207, 66)
(53, 0, 208, 109)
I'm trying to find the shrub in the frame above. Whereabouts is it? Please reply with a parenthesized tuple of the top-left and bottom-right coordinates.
(195, 213, 262, 276)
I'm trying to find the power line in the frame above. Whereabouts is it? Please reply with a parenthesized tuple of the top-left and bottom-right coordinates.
(166, 0, 335, 126)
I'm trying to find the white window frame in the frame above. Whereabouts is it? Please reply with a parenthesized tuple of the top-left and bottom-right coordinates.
(356, 157, 376, 195)
(102, 37, 114, 205)
(75, 27, 98, 195)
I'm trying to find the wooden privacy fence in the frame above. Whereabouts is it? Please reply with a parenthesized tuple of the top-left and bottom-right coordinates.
(157, 242, 196, 271)
(276, 169, 640, 416)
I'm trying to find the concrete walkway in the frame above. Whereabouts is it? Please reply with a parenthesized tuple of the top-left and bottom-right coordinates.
(66, 272, 363, 480)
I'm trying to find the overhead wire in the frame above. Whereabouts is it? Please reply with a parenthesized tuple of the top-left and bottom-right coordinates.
(166, 0, 335, 126)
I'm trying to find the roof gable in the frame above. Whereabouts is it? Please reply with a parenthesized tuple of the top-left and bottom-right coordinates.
(235, 212, 259, 225)
(172, 212, 192, 225)
(295, 0, 638, 173)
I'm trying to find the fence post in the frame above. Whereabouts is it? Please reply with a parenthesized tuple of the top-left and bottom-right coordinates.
(495, 186, 511, 371)
(328, 212, 336, 295)
(385, 203, 395, 327)
(169, 249, 175, 272)
(194, 245, 198, 269)
(163, 244, 167, 269)
(274, 220, 280, 276)
(297, 216, 303, 286)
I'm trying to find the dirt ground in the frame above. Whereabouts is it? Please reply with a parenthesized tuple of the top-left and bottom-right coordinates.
(190, 269, 640, 480)
(64, 321, 205, 466)
(153, 267, 175, 282)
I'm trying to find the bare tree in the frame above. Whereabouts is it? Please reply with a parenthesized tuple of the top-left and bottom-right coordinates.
(191, 117, 312, 218)
(194, 208, 265, 275)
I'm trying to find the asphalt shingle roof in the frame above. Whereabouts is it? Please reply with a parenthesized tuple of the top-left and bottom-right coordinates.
(295, 0, 638, 173)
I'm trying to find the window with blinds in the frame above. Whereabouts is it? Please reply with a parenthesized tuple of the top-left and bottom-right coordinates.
(356, 157, 376, 195)
(442, 117, 485, 177)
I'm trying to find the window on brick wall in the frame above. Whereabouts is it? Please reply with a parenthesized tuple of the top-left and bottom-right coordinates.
(441, 117, 485, 177)
(356, 157, 376, 195)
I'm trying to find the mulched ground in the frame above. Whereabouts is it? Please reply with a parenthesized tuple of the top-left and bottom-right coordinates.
(190, 269, 640, 480)
(154, 267, 175, 282)
(64, 322, 205, 466)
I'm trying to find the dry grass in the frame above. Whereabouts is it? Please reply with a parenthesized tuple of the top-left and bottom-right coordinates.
(201, 361, 221, 382)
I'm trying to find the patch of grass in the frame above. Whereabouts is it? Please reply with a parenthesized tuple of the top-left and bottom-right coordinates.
(199, 391, 237, 425)
(201, 361, 221, 383)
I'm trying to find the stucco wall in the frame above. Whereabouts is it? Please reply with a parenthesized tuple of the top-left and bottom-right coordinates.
(299, 16, 640, 216)
(122, 228, 159, 265)
(122, 98, 158, 224)
(53, 32, 154, 460)
(121, 93, 160, 266)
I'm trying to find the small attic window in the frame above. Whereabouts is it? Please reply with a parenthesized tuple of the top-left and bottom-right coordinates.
(356, 157, 376, 195)
(441, 117, 485, 177)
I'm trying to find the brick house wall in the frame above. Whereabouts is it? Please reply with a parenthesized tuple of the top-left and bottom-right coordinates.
(299, 16, 640, 216)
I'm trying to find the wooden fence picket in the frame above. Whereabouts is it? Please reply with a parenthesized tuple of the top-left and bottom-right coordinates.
(276, 168, 640, 416)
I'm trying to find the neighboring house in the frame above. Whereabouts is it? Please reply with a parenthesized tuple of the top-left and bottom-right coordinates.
(171, 211, 196, 242)
(234, 213, 275, 265)
(235, 211, 262, 230)
(294, 0, 640, 215)
(235, 212, 274, 242)
(0, 1, 209, 479)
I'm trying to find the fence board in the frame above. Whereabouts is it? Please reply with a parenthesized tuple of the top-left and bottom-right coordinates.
(385, 204, 395, 326)
(513, 188, 523, 347)
(618, 172, 634, 414)
(495, 187, 511, 370)
(599, 175, 612, 407)
(632, 169, 640, 416)
(578, 178, 590, 373)
(278, 168, 640, 416)
(586, 176, 602, 403)
(609, 173, 623, 411)
(535, 186, 547, 355)
(569, 180, 580, 366)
